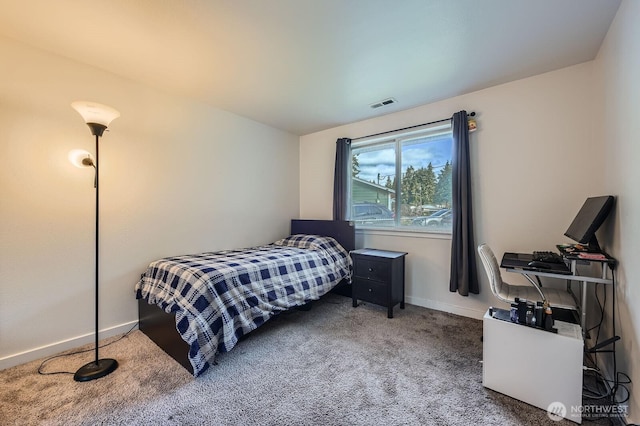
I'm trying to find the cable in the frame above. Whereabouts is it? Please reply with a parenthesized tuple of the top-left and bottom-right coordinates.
(581, 266, 633, 425)
(581, 369, 630, 425)
(588, 283, 606, 367)
(610, 268, 619, 402)
(37, 323, 138, 376)
(587, 282, 605, 334)
(582, 367, 612, 399)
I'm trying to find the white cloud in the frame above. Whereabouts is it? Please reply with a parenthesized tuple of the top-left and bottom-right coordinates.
(354, 136, 452, 182)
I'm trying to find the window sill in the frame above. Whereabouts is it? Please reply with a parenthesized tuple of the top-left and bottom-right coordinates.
(355, 227, 452, 240)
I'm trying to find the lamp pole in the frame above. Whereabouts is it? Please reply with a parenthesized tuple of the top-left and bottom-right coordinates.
(93, 131, 100, 365)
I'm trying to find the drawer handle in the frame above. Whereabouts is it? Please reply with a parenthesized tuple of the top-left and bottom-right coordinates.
(368, 288, 372, 292)
(368, 268, 373, 272)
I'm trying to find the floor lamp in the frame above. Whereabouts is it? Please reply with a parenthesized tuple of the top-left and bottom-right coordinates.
(70, 101, 120, 382)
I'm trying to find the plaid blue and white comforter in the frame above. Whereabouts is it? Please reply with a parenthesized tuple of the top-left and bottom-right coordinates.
(135, 234, 352, 376)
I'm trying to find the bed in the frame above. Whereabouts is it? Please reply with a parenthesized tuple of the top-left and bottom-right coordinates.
(135, 219, 355, 376)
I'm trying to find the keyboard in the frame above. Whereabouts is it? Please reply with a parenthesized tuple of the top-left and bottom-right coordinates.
(533, 251, 564, 264)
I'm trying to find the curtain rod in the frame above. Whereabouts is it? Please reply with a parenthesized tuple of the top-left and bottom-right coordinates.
(351, 111, 475, 141)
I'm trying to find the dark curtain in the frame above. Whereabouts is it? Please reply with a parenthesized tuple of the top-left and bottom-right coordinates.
(449, 111, 479, 295)
(333, 138, 352, 221)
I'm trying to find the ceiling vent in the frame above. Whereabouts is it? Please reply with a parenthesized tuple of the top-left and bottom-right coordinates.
(370, 98, 397, 109)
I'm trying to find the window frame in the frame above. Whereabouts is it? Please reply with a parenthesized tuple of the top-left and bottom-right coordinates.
(348, 121, 453, 234)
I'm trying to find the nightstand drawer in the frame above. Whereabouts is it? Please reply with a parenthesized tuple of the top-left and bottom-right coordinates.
(354, 258, 389, 282)
(352, 278, 388, 306)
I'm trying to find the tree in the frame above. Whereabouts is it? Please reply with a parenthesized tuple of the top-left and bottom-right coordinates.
(402, 166, 416, 204)
(401, 163, 436, 208)
(385, 176, 393, 189)
(416, 162, 436, 206)
(352, 154, 361, 177)
(434, 161, 452, 207)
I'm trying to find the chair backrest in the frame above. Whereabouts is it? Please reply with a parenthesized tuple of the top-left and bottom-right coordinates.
(477, 243, 509, 304)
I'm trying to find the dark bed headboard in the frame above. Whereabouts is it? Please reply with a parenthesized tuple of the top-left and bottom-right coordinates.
(290, 219, 355, 252)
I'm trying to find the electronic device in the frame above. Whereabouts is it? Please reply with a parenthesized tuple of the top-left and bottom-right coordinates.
(527, 261, 553, 269)
(564, 195, 615, 252)
(501, 252, 572, 274)
(533, 251, 564, 264)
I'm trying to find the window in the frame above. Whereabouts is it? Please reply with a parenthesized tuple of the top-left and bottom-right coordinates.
(349, 122, 453, 232)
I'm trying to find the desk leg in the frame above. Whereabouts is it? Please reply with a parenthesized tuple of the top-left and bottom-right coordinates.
(581, 280, 588, 337)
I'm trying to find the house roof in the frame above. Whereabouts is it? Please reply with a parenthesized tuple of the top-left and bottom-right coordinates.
(0, 0, 621, 135)
(353, 177, 396, 194)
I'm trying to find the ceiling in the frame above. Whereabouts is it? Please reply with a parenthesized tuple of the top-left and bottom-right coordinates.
(0, 0, 621, 135)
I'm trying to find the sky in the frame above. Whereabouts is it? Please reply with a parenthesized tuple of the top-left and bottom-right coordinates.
(354, 135, 452, 184)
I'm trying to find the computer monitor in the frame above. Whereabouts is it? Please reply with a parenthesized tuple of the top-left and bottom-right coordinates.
(564, 195, 614, 252)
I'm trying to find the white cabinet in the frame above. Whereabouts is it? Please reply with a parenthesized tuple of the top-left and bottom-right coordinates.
(483, 310, 583, 423)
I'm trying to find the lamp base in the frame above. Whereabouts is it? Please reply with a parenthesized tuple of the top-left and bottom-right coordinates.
(73, 358, 118, 382)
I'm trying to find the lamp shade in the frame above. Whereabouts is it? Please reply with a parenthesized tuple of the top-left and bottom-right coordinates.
(71, 101, 120, 127)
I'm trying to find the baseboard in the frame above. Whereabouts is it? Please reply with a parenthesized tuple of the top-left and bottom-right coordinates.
(405, 295, 486, 320)
(0, 321, 138, 371)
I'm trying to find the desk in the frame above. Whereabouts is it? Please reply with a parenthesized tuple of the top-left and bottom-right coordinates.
(483, 309, 583, 423)
(502, 252, 615, 335)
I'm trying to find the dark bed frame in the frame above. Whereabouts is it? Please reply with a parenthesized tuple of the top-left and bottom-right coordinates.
(138, 219, 355, 374)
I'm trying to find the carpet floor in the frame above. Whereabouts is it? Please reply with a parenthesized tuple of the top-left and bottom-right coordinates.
(0, 294, 606, 425)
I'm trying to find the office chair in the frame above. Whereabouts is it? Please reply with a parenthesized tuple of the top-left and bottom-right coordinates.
(477, 243, 578, 311)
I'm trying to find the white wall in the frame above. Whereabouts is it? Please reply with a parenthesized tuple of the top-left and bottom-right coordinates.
(0, 36, 300, 368)
(594, 0, 640, 421)
(300, 61, 600, 319)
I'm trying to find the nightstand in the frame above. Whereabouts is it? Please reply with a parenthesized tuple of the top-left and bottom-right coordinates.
(351, 248, 407, 318)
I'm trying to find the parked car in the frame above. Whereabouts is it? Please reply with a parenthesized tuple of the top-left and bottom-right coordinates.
(352, 203, 395, 225)
(411, 209, 452, 227)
